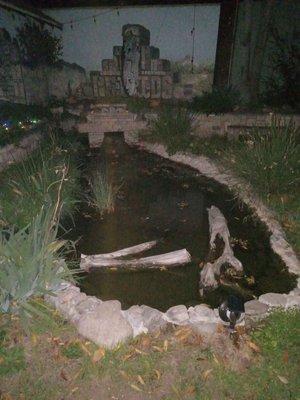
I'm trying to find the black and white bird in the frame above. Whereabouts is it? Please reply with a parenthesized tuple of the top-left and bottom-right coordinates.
(218, 295, 245, 332)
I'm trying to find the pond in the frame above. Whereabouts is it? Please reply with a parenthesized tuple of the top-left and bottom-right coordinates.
(68, 133, 295, 311)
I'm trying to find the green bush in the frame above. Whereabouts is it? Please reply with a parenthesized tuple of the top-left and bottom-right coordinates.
(225, 117, 300, 196)
(0, 207, 74, 315)
(149, 106, 197, 155)
(190, 86, 240, 114)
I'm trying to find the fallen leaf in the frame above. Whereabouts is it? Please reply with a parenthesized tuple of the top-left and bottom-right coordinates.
(277, 375, 288, 384)
(60, 369, 69, 381)
(123, 352, 134, 361)
(185, 385, 196, 395)
(140, 336, 151, 349)
(31, 334, 37, 345)
(163, 340, 169, 351)
(137, 375, 145, 385)
(154, 369, 161, 380)
(153, 346, 164, 353)
(130, 384, 142, 392)
(247, 341, 261, 353)
(282, 350, 289, 364)
(92, 347, 105, 363)
(202, 369, 213, 380)
(212, 354, 220, 364)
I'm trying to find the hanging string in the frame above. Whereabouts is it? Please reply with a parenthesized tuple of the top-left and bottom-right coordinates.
(63, 8, 118, 27)
(191, 5, 196, 73)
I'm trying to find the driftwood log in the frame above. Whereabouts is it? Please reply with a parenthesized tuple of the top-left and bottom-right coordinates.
(81, 240, 158, 261)
(81, 241, 191, 272)
(200, 206, 243, 291)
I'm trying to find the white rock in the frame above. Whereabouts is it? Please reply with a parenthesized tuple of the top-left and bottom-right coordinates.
(76, 297, 102, 314)
(164, 305, 189, 325)
(188, 305, 219, 323)
(122, 306, 148, 337)
(285, 295, 300, 308)
(140, 305, 168, 332)
(289, 287, 300, 296)
(77, 300, 133, 348)
(259, 293, 287, 308)
(244, 300, 269, 316)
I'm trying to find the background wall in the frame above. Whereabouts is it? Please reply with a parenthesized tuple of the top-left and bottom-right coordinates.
(45, 5, 220, 72)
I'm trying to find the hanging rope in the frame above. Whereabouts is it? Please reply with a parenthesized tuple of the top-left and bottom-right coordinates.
(62, 8, 119, 27)
(191, 5, 196, 73)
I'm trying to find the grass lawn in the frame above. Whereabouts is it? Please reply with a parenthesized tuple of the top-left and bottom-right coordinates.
(0, 306, 299, 400)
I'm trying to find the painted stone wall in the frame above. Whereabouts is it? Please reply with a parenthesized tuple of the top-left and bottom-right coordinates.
(90, 24, 173, 100)
(0, 28, 87, 105)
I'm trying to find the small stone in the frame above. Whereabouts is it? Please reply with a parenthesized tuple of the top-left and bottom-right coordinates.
(140, 305, 168, 332)
(285, 295, 300, 308)
(76, 297, 102, 314)
(164, 305, 189, 325)
(122, 306, 147, 337)
(290, 287, 300, 296)
(244, 300, 269, 316)
(188, 305, 218, 323)
(77, 301, 133, 348)
(259, 293, 287, 308)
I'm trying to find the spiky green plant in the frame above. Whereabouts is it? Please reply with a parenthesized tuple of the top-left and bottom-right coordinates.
(0, 206, 74, 316)
(88, 171, 119, 215)
(149, 106, 197, 155)
(0, 145, 79, 227)
(225, 117, 300, 196)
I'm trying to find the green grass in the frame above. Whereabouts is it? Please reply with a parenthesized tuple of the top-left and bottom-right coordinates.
(0, 307, 299, 399)
(87, 170, 119, 215)
(149, 106, 198, 155)
(0, 136, 80, 228)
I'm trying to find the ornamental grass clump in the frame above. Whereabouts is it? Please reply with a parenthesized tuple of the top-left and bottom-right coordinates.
(88, 170, 119, 215)
(0, 144, 79, 228)
(0, 206, 74, 316)
(226, 117, 300, 196)
(149, 106, 197, 155)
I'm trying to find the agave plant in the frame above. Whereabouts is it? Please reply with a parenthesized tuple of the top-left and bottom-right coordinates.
(0, 207, 74, 315)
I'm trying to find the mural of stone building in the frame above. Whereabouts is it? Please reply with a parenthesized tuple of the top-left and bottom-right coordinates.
(90, 24, 173, 99)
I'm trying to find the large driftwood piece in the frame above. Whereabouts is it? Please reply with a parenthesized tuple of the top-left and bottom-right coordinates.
(81, 240, 158, 261)
(81, 249, 191, 272)
(200, 206, 243, 290)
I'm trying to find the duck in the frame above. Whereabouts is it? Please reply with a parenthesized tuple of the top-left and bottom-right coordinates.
(218, 295, 245, 332)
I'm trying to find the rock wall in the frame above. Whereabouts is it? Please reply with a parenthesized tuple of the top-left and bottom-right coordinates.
(0, 28, 87, 105)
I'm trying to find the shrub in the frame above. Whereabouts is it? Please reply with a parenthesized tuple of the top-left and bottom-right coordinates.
(0, 207, 74, 315)
(225, 117, 300, 196)
(190, 86, 240, 114)
(88, 170, 119, 215)
(149, 106, 197, 155)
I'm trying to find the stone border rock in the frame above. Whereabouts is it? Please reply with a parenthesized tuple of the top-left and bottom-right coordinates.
(0, 133, 42, 172)
(45, 140, 300, 349)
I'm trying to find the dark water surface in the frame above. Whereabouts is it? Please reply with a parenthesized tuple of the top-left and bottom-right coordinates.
(69, 134, 295, 311)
